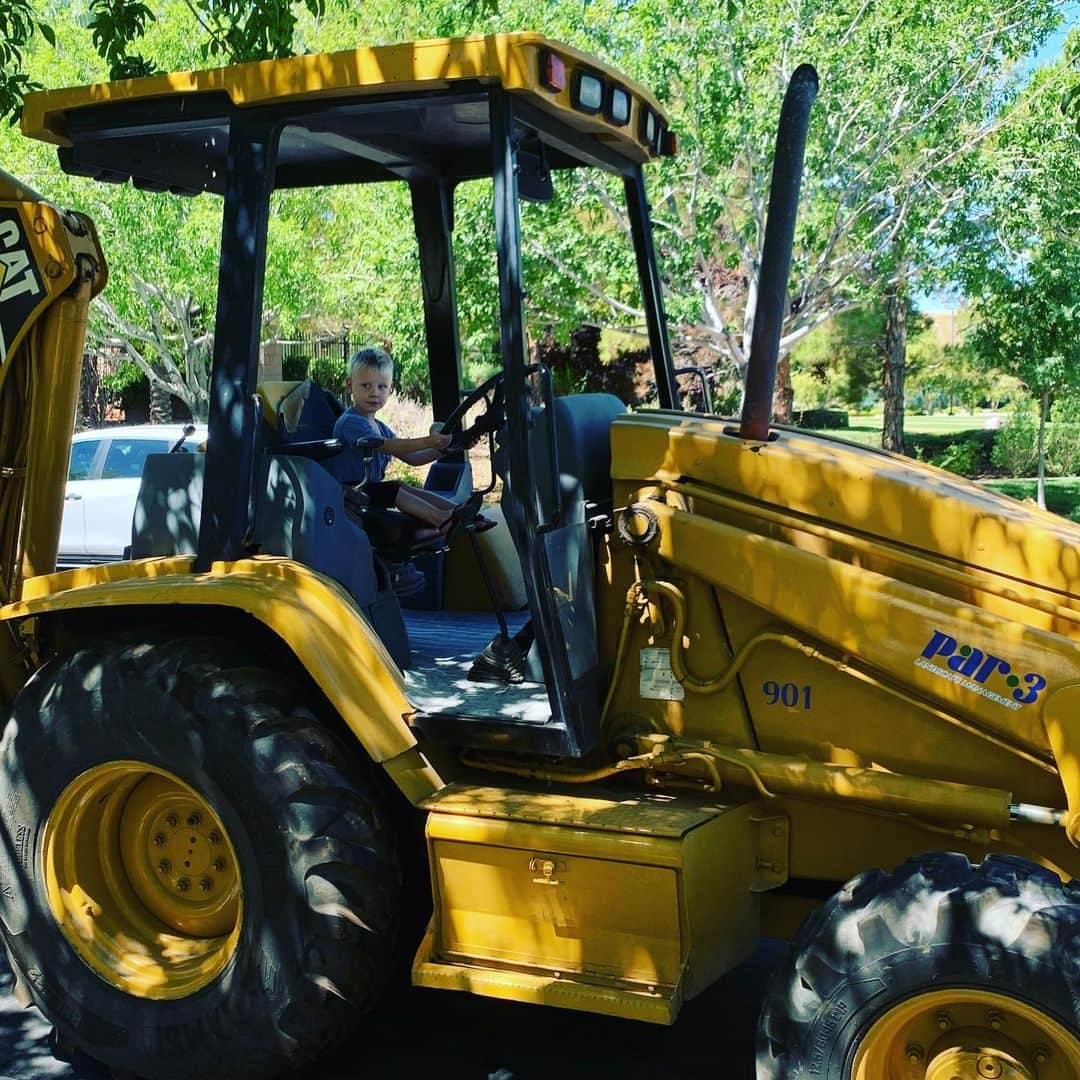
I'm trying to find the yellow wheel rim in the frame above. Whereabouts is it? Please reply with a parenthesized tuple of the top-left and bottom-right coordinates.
(42, 761, 243, 1000)
(851, 988, 1080, 1080)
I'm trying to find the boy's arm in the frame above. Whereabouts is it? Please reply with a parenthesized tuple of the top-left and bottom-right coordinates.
(380, 433, 450, 465)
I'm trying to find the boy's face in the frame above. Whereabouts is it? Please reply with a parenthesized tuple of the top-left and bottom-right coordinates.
(348, 365, 392, 416)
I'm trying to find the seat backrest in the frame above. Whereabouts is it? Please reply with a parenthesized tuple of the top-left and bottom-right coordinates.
(131, 453, 203, 558)
(530, 393, 626, 525)
(273, 379, 343, 443)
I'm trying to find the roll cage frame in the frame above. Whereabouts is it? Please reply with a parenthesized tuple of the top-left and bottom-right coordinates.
(54, 80, 681, 757)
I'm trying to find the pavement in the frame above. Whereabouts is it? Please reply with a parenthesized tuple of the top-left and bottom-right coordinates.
(0, 941, 786, 1079)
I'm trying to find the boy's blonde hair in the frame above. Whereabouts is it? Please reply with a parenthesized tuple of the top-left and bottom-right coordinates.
(349, 346, 393, 379)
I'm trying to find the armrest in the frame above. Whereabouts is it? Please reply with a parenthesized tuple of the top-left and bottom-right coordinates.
(268, 438, 345, 461)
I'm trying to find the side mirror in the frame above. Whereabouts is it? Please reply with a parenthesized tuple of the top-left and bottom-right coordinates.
(517, 148, 554, 204)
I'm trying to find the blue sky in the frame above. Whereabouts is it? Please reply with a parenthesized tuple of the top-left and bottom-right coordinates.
(919, 7, 1078, 312)
(1028, 7, 1079, 72)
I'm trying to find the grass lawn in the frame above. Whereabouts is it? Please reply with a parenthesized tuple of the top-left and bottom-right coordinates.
(810, 412, 1004, 448)
(980, 478, 1080, 523)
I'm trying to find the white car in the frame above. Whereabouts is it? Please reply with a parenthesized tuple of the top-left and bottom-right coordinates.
(59, 423, 208, 567)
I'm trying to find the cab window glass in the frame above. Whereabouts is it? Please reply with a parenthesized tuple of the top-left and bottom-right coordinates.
(68, 440, 101, 481)
(101, 439, 169, 480)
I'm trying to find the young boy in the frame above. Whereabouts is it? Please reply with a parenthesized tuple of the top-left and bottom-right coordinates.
(334, 346, 456, 533)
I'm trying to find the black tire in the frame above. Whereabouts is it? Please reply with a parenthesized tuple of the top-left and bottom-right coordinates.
(757, 852, 1080, 1078)
(0, 635, 402, 1079)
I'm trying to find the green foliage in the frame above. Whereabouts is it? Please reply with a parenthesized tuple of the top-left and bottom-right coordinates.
(970, 241, 1080, 404)
(188, 0, 327, 63)
(991, 409, 1038, 478)
(907, 430, 995, 476)
(423, 0, 1061, 386)
(791, 299, 928, 410)
(0, 0, 48, 121)
(309, 353, 346, 397)
(280, 352, 309, 381)
(1046, 394, 1080, 477)
(931, 438, 980, 476)
(89, 0, 156, 79)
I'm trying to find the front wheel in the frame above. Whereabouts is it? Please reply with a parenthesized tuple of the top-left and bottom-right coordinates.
(757, 853, 1080, 1079)
(0, 636, 402, 1079)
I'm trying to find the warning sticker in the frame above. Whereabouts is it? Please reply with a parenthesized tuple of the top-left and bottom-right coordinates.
(639, 647, 685, 701)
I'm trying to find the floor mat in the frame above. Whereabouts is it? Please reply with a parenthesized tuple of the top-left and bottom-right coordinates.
(402, 608, 551, 723)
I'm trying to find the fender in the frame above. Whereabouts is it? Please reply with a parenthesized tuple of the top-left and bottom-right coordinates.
(0, 555, 445, 802)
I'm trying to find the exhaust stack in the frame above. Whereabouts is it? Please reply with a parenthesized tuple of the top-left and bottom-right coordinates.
(739, 64, 819, 441)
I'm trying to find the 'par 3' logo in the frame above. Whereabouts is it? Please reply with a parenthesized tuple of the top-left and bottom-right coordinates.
(915, 630, 1047, 711)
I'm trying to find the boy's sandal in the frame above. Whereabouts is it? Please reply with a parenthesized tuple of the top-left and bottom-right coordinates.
(442, 494, 484, 542)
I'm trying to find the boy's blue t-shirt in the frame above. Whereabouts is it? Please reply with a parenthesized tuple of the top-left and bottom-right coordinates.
(333, 408, 395, 483)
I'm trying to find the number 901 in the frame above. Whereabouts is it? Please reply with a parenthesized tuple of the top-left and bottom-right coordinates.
(762, 681, 811, 709)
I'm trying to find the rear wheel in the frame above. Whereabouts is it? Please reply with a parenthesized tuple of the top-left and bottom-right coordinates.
(756, 853, 1080, 1079)
(0, 635, 402, 1079)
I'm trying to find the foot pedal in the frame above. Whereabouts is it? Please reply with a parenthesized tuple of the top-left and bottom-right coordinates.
(468, 632, 527, 684)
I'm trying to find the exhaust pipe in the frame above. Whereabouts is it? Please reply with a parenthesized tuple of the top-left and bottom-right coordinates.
(739, 64, 819, 441)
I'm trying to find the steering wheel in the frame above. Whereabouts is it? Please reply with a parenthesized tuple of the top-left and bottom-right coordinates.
(439, 371, 506, 452)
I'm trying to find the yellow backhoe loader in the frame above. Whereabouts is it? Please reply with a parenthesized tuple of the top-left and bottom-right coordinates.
(0, 33, 1078, 1080)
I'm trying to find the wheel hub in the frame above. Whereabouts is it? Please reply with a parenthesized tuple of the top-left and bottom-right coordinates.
(42, 761, 243, 999)
(120, 774, 239, 936)
(852, 989, 1080, 1080)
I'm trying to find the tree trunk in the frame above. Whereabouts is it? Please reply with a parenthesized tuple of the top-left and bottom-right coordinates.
(882, 284, 907, 453)
(1036, 389, 1049, 511)
(149, 370, 172, 425)
(773, 353, 793, 424)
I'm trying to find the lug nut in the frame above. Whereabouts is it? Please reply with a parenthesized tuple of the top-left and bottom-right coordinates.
(176, 877, 191, 893)
(158, 859, 171, 874)
(199, 877, 213, 892)
(987, 1010, 1003, 1030)
(213, 858, 226, 872)
(186, 812, 202, 827)
(153, 833, 167, 847)
(208, 830, 221, 844)
(905, 1043, 924, 1063)
(936, 1011, 953, 1031)
(1034, 1046, 1051, 1065)
(166, 813, 179, 827)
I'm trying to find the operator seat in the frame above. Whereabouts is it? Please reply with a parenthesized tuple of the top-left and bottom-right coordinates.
(265, 378, 473, 594)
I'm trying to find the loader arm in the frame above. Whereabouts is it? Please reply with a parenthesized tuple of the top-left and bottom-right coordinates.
(0, 168, 106, 707)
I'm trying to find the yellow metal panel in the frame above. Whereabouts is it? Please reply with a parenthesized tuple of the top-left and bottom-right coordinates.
(1, 558, 439, 782)
(423, 793, 766, 1012)
(432, 835, 682, 986)
(610, 413, 1080, 607)
(649, 501, 1074, 757)
(422, 783, 728, 837)
(426, 810, 686, 868)
(22, 34, 668, 164)
(413, 922, 679, 1024)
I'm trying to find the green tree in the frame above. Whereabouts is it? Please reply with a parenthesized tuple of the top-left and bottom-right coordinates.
(424, 0, 1060, 435)
(0, 0, 336, 111)
(968, 241, 1080, 508)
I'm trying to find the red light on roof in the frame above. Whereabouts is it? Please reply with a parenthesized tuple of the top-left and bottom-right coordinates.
(541, 52, 566, 92)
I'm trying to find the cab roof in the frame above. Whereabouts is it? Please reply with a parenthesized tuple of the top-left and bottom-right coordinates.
(21, 32, 675, 196)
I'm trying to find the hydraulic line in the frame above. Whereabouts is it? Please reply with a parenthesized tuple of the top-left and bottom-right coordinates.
(636, 577, 1055, 774)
